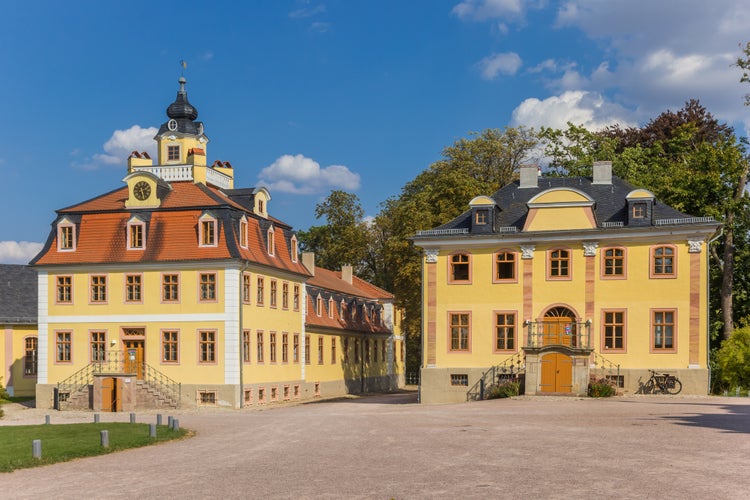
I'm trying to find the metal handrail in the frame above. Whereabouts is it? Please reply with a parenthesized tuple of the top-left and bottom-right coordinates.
(525, 320, 592, 349)
(590, 351, 621, 382)
(466, 353, 526, 401)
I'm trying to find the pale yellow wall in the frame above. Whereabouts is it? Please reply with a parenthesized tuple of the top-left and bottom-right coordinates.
(3, 324, 37, 397)
(525, 206, 595, 231)
(425, 239, 707, 371)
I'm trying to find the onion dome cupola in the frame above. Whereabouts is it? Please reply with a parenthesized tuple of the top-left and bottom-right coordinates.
(155, 77, 209, 165)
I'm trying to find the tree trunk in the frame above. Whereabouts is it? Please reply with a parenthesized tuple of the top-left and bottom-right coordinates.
(721, 160, 749, 340)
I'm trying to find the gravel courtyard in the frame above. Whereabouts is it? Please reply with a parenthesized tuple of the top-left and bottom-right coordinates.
(2, 392, 749, 499)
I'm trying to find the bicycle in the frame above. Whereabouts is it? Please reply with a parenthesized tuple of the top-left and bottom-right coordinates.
(643, 369, 682, 395)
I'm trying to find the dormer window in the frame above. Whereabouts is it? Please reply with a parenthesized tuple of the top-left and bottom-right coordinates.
(57, 223, 76, 251)
(167, 145, 180, 162)
(316, 295, 323, 317)
(258, 200, 264, 214)
(127, 218, 146, 250)
(632, 203, 646, 219)
(267, 226, 275, 256)
(328, 297, 334, 319)
(199, 213, 217, 247)
(239, 217, 248, 249)
(475, 210, 488, 225)
(291, 235, 298, 262)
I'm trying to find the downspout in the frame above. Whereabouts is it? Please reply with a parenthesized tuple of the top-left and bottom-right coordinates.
(706, 227, 723, 394)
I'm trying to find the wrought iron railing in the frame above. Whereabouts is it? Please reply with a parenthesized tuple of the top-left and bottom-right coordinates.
(525, 320, 592, 349)
(466, 353, 526, 401)
(56, 350, 181, 409)
(415, 228, 469, 236)
(590, 351, 621, 387)
(654, 216, 715, 225)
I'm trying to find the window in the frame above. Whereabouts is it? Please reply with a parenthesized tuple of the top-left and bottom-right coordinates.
(495, 313, 515, 351)
(318, 337, 324, 364)
(270, 280, 277, 307)
(282, 282, 289, 309)
(267, 227, 275, 256)
(56, 331, 72, 362)
(548, 249, 570, 278)
(271, 386, 278, 401)
(291, 235, 298, 262)
(449, 253, 470, 282)
(652, 245, 676, 278)
(316, 295, 323, 316)
(258, 387, 266, 403)
(294, 385, 300, 398)
(305, 335, 311, 364)
(603, 248, 625, 278)
(344, 337, 349, 363)
(58, 224, 75, 251)
(24, 337, 38, 376)
(163, 330, 179, 363)
(365, 339, 370, 362)
(354, 339, 360, 363)
(90, 275, 107, 303)
(382, 339, 386, 362)
(242, 273, 251, 303)
(243, 330, 251, 363)
(162, 274, 179, 302)
(494, 251, 516, 281)
(449, 312, 470, 351)
(283, 385, 290, 400)
(256, 277, 265, 305)
(374, 339, 378, 362)
(198, 391, 216, 405)
(475, 209, 488, 225)
(200, 218, 217, 247)
(167, 145, 180, 161)
(632, 202, 647, 219)
(282, 333, 289, 363)
(56, 276, 72, 303)
(293, 334, 299, 363)
(199, 331, 216, 363)
(293, 285, 300, 311)
(244, 389, 253, 404)
(200, 273, 217, 301)
(331, 338, 337, 364)
(328, 297, 335, 319)
(239, 218, 248, 248)
(451, 374, 469, 386)
(90, 331, 106, 362)
(258, 200, 264, 214)
(652, 310, 676, 351)
(603, 310, 625, 350)
(270, 332, 277, 363)
(125, 274, 142, 302)
(128, 222, 145, 250)
(257, 331, 264, 362)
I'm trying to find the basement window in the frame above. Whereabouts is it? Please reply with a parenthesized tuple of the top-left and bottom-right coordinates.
(450, 374, 469, 386)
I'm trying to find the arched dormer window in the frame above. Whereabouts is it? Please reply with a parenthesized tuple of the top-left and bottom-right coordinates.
(316, 295, 323, 317)
(199, 212, 218, 247)
(291, 235, 298, 263)
(267, 225, 275, 256)
(57, 218, 76, 252)
(127, 216, 146, 251)
(328, 297, 335, 318)
(239, 216, 248, 249)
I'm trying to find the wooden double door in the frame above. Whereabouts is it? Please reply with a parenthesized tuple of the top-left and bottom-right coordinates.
(101, 377, 124, 412)
(123, 339, 144, 379)
(540, 353, 573, 393)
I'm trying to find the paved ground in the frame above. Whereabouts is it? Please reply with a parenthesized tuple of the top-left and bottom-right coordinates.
(2, 393, 750, 499)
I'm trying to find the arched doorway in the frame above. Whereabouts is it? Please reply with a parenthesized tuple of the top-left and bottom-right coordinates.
(539, 307, 575, 393)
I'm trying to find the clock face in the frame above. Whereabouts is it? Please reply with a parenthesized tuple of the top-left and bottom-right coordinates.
(168, 119, 178, 131)
(133, 181, 151, 201)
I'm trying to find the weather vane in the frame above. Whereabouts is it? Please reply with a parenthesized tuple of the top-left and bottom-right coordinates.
(180, 59, 187, 78)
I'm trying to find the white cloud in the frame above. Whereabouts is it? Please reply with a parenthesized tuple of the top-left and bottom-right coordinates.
(73, 125, 157, 170)
(0, 241, 43, 264)
(511, 90, 637, 130)
(289, 4, 326, 19)
(478, 52, 522, 79)
(258, 154, 361, 195)
(452, 0, 523, 21)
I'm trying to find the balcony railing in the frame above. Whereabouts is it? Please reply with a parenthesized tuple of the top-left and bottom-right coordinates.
(133, 164, 193, 181)
(525, 320, 592, 350)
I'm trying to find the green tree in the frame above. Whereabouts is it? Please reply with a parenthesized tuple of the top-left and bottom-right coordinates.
(713, 323, 750, 392)
(375, 127, 540, 374)
(297, 190, 370, 276)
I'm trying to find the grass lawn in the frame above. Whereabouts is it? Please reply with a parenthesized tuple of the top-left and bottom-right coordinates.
(0, 422, 189, 472)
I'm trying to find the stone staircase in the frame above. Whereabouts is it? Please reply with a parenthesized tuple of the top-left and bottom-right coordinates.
(136, 380, 180, 409)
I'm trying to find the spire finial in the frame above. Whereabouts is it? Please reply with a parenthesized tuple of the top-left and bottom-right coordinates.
(180, 59, 187, 78)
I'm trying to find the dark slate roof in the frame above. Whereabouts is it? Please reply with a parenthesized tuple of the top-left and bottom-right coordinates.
(433, 175, 693, 232)
(0, 265, 37, 324)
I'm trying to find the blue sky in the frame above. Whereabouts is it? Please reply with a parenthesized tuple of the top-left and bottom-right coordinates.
(2, 0, 749, 264)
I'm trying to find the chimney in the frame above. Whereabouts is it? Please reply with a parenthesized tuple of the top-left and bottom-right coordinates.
(519, 164, 539, 188)
(592, 161, 612, 185)
(302, 252, 315, 276)
(341, 265, 353, 284)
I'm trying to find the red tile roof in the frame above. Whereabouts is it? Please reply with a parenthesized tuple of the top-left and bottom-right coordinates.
(307, 267, 393, 300)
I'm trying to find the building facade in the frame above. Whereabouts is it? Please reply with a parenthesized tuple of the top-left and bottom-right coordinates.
(413, 163, 719, 403)
(31, 78, 402, 410)
(0, 265, 38, 398)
